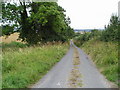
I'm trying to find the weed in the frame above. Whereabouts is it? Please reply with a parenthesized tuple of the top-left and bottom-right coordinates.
(68, 48, 82, 88)
(2, 43, 68, 88)
(80, 39, 119, 86)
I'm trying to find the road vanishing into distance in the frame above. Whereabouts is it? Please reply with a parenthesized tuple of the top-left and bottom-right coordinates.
(31, 42, 113, 88)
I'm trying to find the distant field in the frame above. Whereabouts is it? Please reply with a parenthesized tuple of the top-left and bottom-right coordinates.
(0, 33, 22, 43)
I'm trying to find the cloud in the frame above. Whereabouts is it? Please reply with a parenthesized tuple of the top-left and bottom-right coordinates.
(58, 0, 119, 29)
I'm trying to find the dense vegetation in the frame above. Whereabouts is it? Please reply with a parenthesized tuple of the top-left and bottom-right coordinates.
(2, 42, 68, 88)
(1, 0, 119, 88)
(74, 15, 119, 86)
(81, 39, 118, 86)
(1, 1, 73, 88)
(74, 15, 119, 46)
(2, 1, 74, 44)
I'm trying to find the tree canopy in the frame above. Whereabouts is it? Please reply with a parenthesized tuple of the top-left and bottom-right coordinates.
(101, 15, 119, 42)
(2, 1, 74, 44)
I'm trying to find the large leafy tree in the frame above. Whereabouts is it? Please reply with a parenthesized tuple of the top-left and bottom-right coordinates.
(2, 2, 20, 36)
(2, 1, 74, 44)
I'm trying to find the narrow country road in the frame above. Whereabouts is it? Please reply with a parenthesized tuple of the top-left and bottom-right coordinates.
(31, 42, 111, 88)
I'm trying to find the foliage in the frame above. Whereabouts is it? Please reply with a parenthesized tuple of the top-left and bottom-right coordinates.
(2, 3, 20, 35)
(2, 25, 14, 36)
(2, 43, 68, 88)
(2, 2, 74, 45)
(81, 39, 119, 86)
(2, 42, 28, 51)
(100, 15, 119, 42)
(74, 29, 102, 46)
(73, 14, 119, 86)
(74, 15, 119, 46)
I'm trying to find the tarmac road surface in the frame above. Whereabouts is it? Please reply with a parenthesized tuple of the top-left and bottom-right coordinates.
(31, 42, 112, 88)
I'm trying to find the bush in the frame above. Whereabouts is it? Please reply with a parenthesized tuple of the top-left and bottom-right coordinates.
(74, 29, 102, 46)
(2, 42, 28, 51)
(100, 15, 119, 42)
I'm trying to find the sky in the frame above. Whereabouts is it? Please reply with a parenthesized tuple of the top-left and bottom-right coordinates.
(58, 0, 119, 29)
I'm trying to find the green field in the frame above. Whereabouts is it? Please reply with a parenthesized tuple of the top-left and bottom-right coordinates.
(2, 42, 69, 88)
(78, 39, 118, 86)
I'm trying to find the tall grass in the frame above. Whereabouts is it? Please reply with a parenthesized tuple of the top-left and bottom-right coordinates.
(2, 41, 28, 50)
(2, 42, 68, 88)
(80, 39, 118, 86)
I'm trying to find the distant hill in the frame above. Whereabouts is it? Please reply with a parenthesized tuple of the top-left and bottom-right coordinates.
(74, 29, 104, 33)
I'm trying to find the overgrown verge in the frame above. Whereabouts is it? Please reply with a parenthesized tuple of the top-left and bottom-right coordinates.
(2, 42, 68, 88)
(1, 42, 28, 51)
(73, 14, 119, 86)
(75, 38, 119, 86)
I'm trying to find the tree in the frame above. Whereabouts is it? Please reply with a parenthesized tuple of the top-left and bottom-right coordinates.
(2, 2, 74, 44)
(2, 2, 20, 36)
(101, 15, 119, 42)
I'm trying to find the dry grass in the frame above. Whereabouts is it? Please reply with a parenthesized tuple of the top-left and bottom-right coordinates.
(0, 33, 22, 43)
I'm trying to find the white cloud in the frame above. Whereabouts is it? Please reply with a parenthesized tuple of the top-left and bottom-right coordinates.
(58, 0, 119, 29)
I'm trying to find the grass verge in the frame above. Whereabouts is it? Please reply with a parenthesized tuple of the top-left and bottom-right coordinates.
(1, 41, 28, 52)
(2, 42, 68, 88)
(78, 39, 119, 86)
